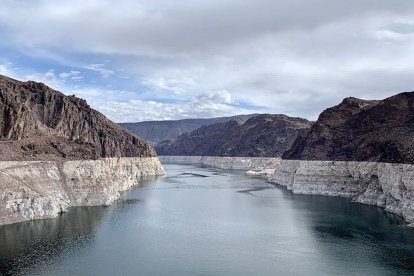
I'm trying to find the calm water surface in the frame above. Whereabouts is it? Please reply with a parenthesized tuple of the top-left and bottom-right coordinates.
(1, 164, 414, 275)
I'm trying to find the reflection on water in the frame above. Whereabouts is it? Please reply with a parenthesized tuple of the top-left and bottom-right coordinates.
(0, 207, 107, 275)
(1, 164, 414, 275)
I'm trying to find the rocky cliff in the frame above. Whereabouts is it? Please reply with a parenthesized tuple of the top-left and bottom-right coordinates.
(0, 157, 165, 225)
(0, 75, 156, 161)
(272, 92, 414, 226)
(120, 114, 256, 145)
(156, 114, 312, 157)
(283, 92, 414, 163)
(0, 75, 165, 225)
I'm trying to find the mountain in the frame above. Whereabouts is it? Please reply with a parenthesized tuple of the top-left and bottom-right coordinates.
(0, 75, 156, 161)
(119, 114, 257, 145)
(283, 92, 414, 163)
(155, 114, 312, 157)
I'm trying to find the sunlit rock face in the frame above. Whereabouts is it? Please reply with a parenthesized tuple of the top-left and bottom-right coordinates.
(0, 157, 165, 225)
(158, 155, 281, 171)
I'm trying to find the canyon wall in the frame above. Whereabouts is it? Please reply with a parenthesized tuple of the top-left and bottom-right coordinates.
(268, 160, 414, 226)
(159, 155, 281, 172)
(0, 157, 165, 225)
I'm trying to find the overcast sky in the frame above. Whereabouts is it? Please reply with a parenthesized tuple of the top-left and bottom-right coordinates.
(1, 0, 414, 122)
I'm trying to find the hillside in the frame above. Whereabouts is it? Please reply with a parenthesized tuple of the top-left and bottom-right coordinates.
(0, 75, 156, 161)
(155, 114, 312, 157)
(283, 92, 414, 163)
(119, 114, 256, 145)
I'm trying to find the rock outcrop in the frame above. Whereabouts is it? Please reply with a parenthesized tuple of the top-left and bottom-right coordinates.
(283, 93, 414, 163)
(0, 157, 165, 225)
(156, 114, 312, 157)
(0, 75, 156, 160)
(120, 114, 256, 145)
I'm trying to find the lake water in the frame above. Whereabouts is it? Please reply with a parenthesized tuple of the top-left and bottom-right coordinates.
(1, 164, 414, 275)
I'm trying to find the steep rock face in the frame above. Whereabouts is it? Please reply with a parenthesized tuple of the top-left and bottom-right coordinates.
(0, 157, 165, 225)
(119, 114, 256, 145)
(283, 92, 414, 163)
(156, 114, 312, 157)
(0, 75, 156, 160)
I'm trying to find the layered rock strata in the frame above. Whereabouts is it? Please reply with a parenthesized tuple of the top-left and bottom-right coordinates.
(0, 157, 165, 225)
(268, 160, 414, 226)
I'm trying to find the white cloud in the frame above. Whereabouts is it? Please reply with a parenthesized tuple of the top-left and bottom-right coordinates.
(58, 70, 82, 80)
(0, 63, 14, 76)
(194, 90, 232, 105)
(69, 87, 247, 122)
(141, 76, 196, 95)
(86, 64, 115, 78)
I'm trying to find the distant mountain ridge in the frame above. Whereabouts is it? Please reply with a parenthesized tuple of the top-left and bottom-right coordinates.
(155, 114, 312, 157)
(119, 114, 257, 145)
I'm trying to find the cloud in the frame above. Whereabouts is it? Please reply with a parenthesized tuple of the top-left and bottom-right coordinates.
(58, 70, 82, 80)
(85, 64, 115, 78)
(1, 1, 414, 122)
(1, 0, 414, 56)
(140, 76, 195, 95)
(0, 63, 12, 76)
(68, 86, 251, 122)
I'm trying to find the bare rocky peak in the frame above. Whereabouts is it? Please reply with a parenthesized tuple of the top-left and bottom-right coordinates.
(0, 75, 156, 161)
(283, 92, 414, 163)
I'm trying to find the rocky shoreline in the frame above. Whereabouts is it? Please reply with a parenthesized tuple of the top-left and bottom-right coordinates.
(160, 156, 414, 226)
(0, 157, 165, 226)
(158, 155, 281, 171)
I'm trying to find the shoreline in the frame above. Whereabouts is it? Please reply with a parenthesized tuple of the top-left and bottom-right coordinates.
(159, 156, 414, 226)
(0, 157, 165, 226)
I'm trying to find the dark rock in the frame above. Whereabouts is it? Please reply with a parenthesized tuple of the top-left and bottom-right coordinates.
(283, 92, 414, 163)
(0, 75, 156, 161)
(155, 114, 312, 157)
(119, 114, 257, 145)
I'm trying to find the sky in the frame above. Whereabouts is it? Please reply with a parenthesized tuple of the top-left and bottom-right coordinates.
(1, 0, 414, 122)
